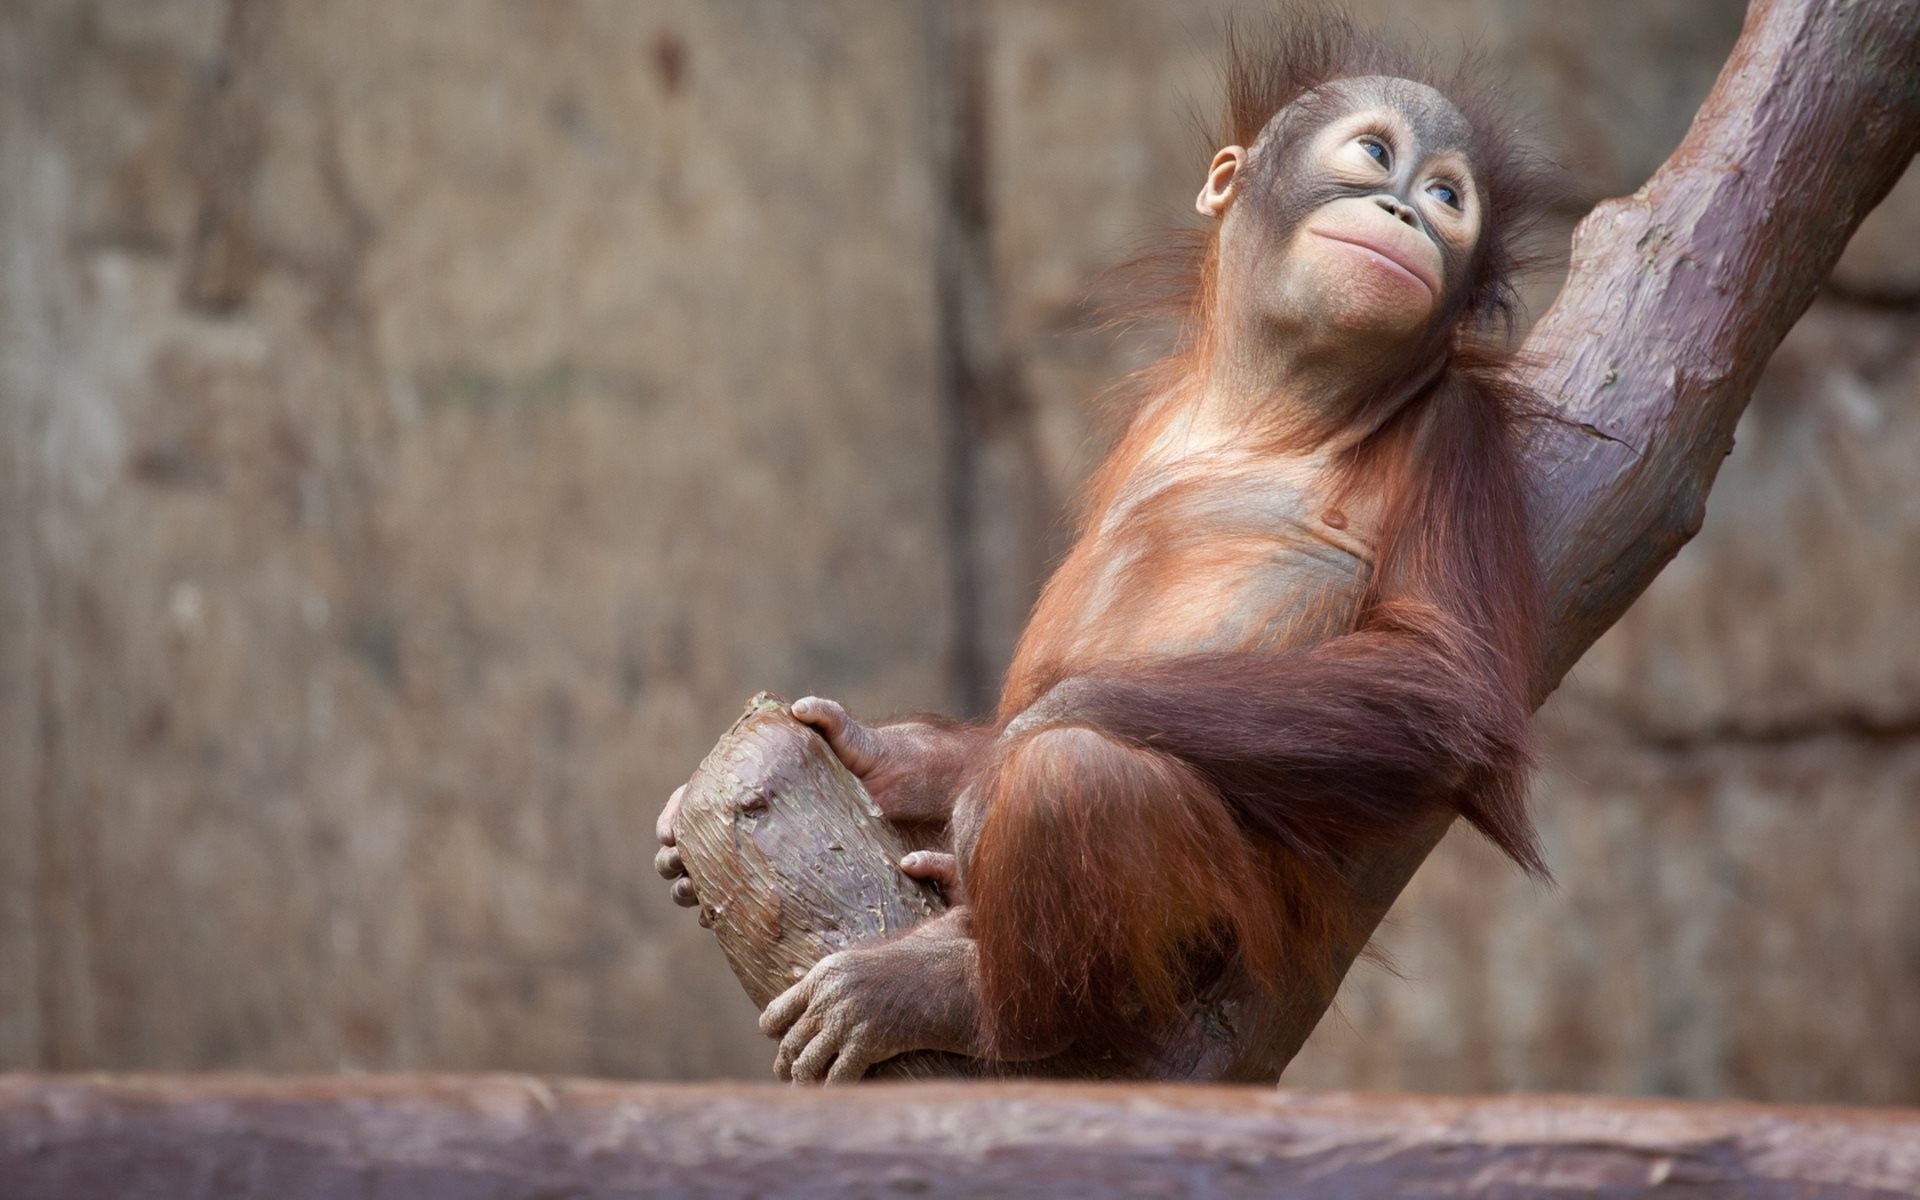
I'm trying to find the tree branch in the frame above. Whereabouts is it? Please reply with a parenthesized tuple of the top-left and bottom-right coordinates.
(1522, 0, 1920, 692)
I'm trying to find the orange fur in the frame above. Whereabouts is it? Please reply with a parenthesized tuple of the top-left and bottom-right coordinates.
(964, 724, 1297, 1057)
(938, 11, 1558, 1061)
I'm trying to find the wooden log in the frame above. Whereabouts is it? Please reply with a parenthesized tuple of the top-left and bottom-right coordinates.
(673, 694, 985, 1080)
(2, 1075, 1917, 1199)
(666, 0, 1920, 1082)
(672, 692, 944, 1009)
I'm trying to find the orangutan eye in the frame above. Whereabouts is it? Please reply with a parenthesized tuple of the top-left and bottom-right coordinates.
(1427, 181, 1461, 209)
(1358, 137, 1391, 168)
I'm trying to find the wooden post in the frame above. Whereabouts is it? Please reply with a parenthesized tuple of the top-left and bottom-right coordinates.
(2, 1076, 1917, 1198)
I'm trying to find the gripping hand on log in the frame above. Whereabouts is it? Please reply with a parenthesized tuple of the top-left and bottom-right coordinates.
(760, 908, 986, 1083)
(653, 785, 706, 919)
(789, 696, 985, 826)
(656, 696, 984, 915)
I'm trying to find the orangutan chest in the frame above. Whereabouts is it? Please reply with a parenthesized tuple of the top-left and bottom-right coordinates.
(1042, 463, 1379, 664)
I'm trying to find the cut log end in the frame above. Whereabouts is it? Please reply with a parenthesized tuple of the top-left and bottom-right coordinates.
(673, 693, 945, 1010)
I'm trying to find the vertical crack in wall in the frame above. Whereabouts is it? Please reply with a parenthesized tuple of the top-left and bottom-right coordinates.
(180, 0, 271, 315)
(924, 2, 998, 718)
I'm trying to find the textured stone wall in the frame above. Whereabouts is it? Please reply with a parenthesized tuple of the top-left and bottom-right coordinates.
(1, 0, 1913, 1101)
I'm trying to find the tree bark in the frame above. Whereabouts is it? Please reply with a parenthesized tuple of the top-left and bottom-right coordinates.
(4, 1075, 1918, 1199)
(670, 0, 1920, 1082)
(673, 693, 944, 1011)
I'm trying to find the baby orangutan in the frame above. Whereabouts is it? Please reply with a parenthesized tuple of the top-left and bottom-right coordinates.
(658, 18, 1553, 1082)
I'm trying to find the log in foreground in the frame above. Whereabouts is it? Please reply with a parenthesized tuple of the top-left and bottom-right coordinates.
(1, 1075, 1916, 1199)
(670, 0, 1920, 1081)
(673, 694, 980, 1079)
(672, 692, 944, 1011)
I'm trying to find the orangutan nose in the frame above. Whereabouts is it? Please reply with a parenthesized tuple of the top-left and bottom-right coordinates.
(1374, 195, 1418, 227)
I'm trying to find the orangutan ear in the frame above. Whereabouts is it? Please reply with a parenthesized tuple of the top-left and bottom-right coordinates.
(1195, 146, 1246, 218)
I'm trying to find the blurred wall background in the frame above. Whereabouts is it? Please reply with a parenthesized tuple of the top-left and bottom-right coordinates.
(1, 0, 1915, 1101)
